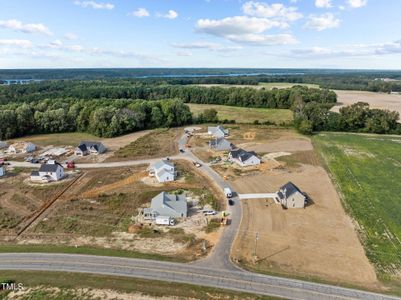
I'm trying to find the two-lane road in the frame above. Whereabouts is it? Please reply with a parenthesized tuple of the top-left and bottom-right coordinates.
(1, 253, 399, 300)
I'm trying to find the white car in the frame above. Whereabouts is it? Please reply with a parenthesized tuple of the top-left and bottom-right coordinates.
(202, 210, 217, 216)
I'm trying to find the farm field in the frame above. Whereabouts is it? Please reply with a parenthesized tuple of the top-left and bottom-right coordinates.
(188, 104, 293, 125)
(230, 129, 379, 288)
(193, 82, 319, 90)
(313, 133, 401, 280)
(331, 90, 401, 118)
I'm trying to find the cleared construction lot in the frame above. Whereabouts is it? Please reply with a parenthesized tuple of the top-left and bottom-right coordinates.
(229, 129, 380, 288)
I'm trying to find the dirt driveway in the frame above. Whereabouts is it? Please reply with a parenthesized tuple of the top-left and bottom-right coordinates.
(231, 136, 380, 288)
(332, 90, 401, 118)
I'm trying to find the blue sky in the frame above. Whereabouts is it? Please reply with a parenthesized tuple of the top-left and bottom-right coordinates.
(0, 0, 401, 69)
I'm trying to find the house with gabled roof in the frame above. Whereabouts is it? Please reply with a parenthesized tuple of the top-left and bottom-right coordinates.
(0, 141, 8, 149)
(143, 192, 188, 220)
(208, 125, 229, 138)
(276, 182, 307, 209)
(229, 148, 260, 167)
(30, 160, 64, 182)
(209, 138, 233, 152)
(8, 142, 36, 154)
(75, 141, 106, 156)
(149, 160, 176, 183)
(0, 166, 5, 177)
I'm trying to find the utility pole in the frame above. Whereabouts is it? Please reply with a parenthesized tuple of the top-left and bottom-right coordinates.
(253, 232, 259, 257)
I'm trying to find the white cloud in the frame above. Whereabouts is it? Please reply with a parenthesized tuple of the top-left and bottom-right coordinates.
(0, 19, 52, 36)
(160, 10, 178, 19)
(64, 33, 78, 40)
(0, 39, 32, 48)
(347, 0, 367, 8)
(176, 51, 192, 57)
(304, 13, 340, 31)
(315, 0, 332, 8)
(172, 41, 242, 51)
(74, 1, 114, 10)
(130, 8, 150, 18)
(242, 1, 302, 25)
(291, 40, 401, 58)
(196, 16, 297, 45)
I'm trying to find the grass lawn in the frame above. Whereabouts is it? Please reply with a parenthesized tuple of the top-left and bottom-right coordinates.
(313, 133, 401, 278)
(0, 271, 279, 300)
(187, 104, 293, 125)
(7, 132, 97, 147)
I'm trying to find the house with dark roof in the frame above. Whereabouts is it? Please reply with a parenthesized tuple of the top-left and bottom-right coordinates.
(208, 125, 229, 138)
(209, 138, 233, 152)
(30, 161, 64, 182)
(229, 148, 261, 167)
(75, 141, 106, 156)
(276, 182, 307, 209)
(143, 192, 188, 220)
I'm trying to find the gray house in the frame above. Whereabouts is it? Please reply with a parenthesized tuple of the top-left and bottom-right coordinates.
(276, 182, 307, 209)
(0, 141, 8, 149)
(229, 148, 261, 167)
(143, 192, 188, 220)
(208, 125, 229, 138)
(209, 138, 233, 152)
(75, 141, 106, 156)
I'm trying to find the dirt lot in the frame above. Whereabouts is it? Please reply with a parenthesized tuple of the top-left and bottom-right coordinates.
(230, 133, 380, 288)
(108, 128, 182, 161)
(332, 90, 401, 118)
(1, 161, 225, 260)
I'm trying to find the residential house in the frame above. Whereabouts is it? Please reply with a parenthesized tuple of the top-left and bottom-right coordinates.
(276, 182, 307, 209)
(143, 192, 188, 220)
(75, 141, 106, 156)
(0, 166, 5, 177)
(209, 138, 233, 152)
(8, 142, 36, 154)
(149, 160, 176, 183)
(229, 148, 261, 167)
(208, 125, 229, 138)
(0, 141, 8, 149)
(30, 160, 64, 182)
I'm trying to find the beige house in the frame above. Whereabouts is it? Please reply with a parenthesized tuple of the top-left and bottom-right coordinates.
(276, 182, 307, 209)
(8, 142, 36, 154)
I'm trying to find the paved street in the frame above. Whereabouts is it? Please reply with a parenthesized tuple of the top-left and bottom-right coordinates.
(1, 253, 399, 300)
(2, 132, 400, 299)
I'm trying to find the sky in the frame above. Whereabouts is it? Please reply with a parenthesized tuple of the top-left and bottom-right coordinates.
(0, 0, 401, 69)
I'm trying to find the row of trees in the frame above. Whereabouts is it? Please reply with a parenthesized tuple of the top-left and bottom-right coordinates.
(294, 101, 401, 135)
(0, 81, 337, 108)
(0, 98, 192, 140)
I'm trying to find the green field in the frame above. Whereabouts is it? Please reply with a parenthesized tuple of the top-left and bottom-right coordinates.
(258, 82, 320, 89)
(188, 104, 293, 125)
(313, 133, 401, 277)
(8, 132, 98, 146)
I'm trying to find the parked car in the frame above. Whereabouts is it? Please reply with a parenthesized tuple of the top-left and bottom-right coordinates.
(179, 149, 185, 153)
(203, 210, 217, 216)
(228, 199, 235, 206)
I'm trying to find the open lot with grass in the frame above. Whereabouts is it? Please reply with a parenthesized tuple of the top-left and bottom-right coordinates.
(7, 132, 98, 147)
(0, 271, 277, 300)
(313, 133, 401, 279)
(108, 128, 181, 161)
(188, 104, 293, 125)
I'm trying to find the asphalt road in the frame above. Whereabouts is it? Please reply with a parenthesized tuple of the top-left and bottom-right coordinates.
(3, 132, 400, 299)
(1, 253, 399, 300)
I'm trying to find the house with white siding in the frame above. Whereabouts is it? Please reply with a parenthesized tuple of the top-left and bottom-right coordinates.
(229, 148, 260, 167)
(8, 142, 36, 154)
(30, 161, 64, 182)
(208, 125, 229, 138)
(149, 160, 176, 183)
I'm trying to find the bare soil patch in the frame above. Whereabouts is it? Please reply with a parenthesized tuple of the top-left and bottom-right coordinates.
(332, 90, 401, 118)
(231, 132, 379, 288)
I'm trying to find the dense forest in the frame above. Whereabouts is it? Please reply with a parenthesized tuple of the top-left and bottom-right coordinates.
(1, 68, 401, 92)
(0, 78, 400, 140)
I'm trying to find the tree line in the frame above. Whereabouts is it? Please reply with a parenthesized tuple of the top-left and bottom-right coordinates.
(294, 100, 401, 135)
(0, 98, 192, 140)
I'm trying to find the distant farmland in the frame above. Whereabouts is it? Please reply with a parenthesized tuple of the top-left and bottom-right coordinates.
(187, 104, 293, 125)
(314, 133, 401, 277)
(194, 82, 319, 90)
